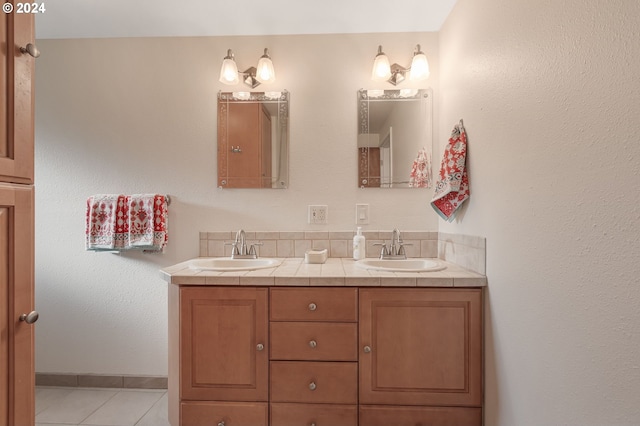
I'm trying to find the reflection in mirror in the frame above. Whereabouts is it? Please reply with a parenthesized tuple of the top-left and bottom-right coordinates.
(357, 88, 432, 188)
(217, 91, 289, 188)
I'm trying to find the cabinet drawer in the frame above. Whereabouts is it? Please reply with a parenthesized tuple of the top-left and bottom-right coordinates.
(181, 401, 268, 426)
(270, 288, 357, 322)
(271, 361, 357, 404)
(270, 322, 357, 361)
(359, 405, 482, 426)
(271, 403, 357, 426)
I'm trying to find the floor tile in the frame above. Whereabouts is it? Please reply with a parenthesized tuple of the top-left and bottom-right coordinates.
(134, 392, 170, 426)
(35, 387, 74, 415)
(35, 388, 117, 425)
(81, 390, 164, 426)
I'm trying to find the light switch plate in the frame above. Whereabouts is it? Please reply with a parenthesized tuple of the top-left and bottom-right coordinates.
(356, 203, 369, 225)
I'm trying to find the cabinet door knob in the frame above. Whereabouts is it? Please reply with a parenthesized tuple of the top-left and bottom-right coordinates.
(309, 340, 317, 348)
(19, 311, 39, 324)
(308, 302, 317, 311)
(20, 43, 40, 58)
(363, 345, 371, 353)
(256, 343, 264, 351)
(217, 422, 225, 426)
(308, 381, 317, 391)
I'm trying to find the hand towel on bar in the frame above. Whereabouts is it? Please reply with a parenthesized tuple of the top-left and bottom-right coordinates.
(127, 194, 168, 251)
(85, 194, 127, 250)
(431, 120, 470, 221)
(409, 147, 432, 188)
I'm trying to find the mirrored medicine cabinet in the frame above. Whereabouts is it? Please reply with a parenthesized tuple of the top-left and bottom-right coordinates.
(357, 88, 433, 189)
(217, 91, 289, 188)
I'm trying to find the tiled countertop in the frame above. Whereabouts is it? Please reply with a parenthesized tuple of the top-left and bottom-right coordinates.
(161, 258, 486, 287)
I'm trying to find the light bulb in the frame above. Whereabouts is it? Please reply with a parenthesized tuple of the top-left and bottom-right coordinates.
(219, 49, 239, 85)
(371, 46, 391, 81)
(409, 46, 430, 81)
(256, 48, 275, 84)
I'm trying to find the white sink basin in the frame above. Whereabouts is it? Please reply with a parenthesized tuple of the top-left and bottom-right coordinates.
(356, 258, 446, 272)
(188, 257, 281, 271)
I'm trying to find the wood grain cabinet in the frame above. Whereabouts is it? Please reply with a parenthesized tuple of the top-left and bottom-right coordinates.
(169, 286, 482, 426)
(359, 288, 483, 425)
(169, 287, 269, 426)
(0, 8, 36, 426)
(269, 288, 358, 426)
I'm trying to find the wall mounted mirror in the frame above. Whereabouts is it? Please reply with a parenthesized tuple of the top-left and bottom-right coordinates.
(357, 88, 433, 188)
(217, 91, 289, 188)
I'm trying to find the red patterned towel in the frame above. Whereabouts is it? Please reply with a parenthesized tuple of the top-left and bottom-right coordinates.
(409, 147, 432, 188)
(431, 120, 470, 221)
(128, 194, 168, 251)
(86, 194, 168, 251)
(86, 194, 126, 250)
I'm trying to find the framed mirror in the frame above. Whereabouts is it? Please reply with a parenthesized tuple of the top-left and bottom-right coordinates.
(357, 88, 433, 188)
(217, 91, 289, 188)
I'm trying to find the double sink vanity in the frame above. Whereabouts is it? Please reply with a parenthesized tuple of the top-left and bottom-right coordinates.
(162, 230, 486, 426)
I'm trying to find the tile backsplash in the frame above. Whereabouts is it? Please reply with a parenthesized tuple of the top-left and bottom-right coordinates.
(199, 231, 486, 275)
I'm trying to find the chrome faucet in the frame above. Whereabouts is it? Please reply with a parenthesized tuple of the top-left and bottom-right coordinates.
(230, 229, 261, 259)
(376, 228, 409, 259)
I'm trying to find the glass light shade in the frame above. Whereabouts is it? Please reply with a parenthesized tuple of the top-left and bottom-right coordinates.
(219, 58, 239, 85)
(372, 53, 392, 81)
(409, 53, 430, 81)
(256, 56, 275, 83)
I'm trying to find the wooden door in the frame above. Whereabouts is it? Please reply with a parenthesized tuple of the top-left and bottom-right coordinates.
(0, 10, 35, 184)
(358, 147, 381, 188)
(180, 287, 268, 402)
(0, 183, 35, 426)
(359, 288, 482, 407)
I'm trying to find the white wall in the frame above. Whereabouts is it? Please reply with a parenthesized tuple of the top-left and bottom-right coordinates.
(34, 33, 440, 375)
(439, 0, 640, 424)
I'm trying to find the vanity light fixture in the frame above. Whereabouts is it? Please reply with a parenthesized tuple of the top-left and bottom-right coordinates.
(371, 44, 430, 86)
(219, 48, 276, 88)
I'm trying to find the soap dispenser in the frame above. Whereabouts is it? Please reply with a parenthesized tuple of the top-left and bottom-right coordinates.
(353, 227, 366, 260)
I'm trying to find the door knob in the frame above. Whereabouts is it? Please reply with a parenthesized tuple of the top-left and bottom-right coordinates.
(19, 311, 39, 324)
(20, 43, 40, 58)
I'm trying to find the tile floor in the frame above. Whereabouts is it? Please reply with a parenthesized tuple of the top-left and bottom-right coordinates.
(35, 386, 170, 426)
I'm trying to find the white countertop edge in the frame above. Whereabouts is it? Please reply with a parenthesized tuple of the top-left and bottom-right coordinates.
(160, 258, 487, 287)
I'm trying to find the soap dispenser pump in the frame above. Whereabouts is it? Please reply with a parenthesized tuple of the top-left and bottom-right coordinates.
(353, 227, 366, 260)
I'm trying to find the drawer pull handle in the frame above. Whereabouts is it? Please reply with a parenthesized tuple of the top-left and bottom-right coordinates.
(217, 422, 225, 426)
(308, 302, 317, 311)
(309, 381, 317, 391)
(310, 423, 317, 426)
(363, 345, 372, 353)
(256, 343, 264, 351)
(309, 340, 317, 348)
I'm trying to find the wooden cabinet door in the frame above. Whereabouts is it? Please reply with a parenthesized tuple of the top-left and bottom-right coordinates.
(0, 11, 34, 184)
(0, 183, 35, 426)
(180, 287, 268, 402)
(359, 288, 482, 407)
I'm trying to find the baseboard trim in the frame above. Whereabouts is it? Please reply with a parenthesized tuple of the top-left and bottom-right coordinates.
(36, 373, 168, 389)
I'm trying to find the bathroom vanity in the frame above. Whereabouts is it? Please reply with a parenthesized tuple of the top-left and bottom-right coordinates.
(162, 257, 485, 426)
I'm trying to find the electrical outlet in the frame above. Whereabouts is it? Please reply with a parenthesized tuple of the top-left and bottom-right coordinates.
(356, 203, 369, 225)
(308, 205, 328, 224)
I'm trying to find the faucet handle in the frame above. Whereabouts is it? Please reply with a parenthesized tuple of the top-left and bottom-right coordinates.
(373, 242, 389, 257)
